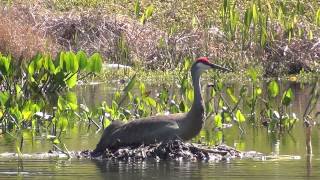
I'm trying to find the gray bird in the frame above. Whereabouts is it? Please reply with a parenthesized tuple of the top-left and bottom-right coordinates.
(91, 57, 230, 157)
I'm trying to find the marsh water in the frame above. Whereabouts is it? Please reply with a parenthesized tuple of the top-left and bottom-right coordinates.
(0, 81, 320, 179)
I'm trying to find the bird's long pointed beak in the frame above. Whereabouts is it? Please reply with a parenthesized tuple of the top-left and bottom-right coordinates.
(209, 63, 231, 72)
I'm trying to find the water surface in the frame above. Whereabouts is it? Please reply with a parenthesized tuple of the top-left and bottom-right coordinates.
(0, 81, 319, 179)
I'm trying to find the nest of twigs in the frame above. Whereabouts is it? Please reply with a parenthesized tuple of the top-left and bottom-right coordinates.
(80, 140, 242, 161)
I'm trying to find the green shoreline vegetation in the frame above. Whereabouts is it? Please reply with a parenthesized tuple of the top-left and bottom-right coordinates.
(0, 0, 319, 154)
(0, 0, 319, 75)
(0, 51, 319, 153)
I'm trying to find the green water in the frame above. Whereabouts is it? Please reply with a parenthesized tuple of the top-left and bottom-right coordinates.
(0, 81, 319, 179)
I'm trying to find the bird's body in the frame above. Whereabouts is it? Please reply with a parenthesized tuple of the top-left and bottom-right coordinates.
(91, 57, 229, 157)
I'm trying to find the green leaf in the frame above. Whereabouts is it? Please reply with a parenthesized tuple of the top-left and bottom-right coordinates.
(65, 92, 78, 110)
(183, 57, 191, 71)
(134, 0, 140, 18)
(10, 106, 22, 122)
(214, 113, 222, 129)
(77, 51, 88, 70)
(53, 138, 60, 144)
(316, 8, 320, 26)
(71, 52, 79, 72)
(226, 87, 238, 103)
(104, 118, 111, 128)
(223, 112, 232, 123)
(28, 61, 35, 76)
(246, 67, 258, 82)
(244, 8, 252, 27)
(145, 97, 157, 107)
(57, 92, 78, 110)
(252, 4, 258, 24)
(187, 88, 194, 102)
(181, 77, 189, 91)
(139, 82, 145, 95)
(65, 73, 77, 88)
(63, 52, 78, 73)
(35, 56, 44, 70)
(255, 87, 262, 96)
(58, 116, 68, 131)
(114, 91, 121, 102)
(87, 53, 102, 73)
(268, 80, 279, 97)
(46, 56, 56, 73)
(159, 89, 168, 101)
(235, 141, 246, 151)
(218, 98, 224, 108)
(216, 81, 224, 91)
(0, 55, 11, 75)
(235, 109, 246, 122)
(0, 91, 10, 106)
(64, 52, 71, 72)
(282, 88, 294, 106)
(145, 5, 154, 18)
(22, 110, 32, 120)
(22, 102, 34, 120)
(57, 96, 64, 110)
(210, 87, 216, 97)
(223, 0, 228, 12)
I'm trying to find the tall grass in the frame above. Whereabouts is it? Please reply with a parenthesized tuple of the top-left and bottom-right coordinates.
(220, 0, 320, 48)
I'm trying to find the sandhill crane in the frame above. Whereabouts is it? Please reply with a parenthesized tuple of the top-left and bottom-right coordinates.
(91, 57, 230, 157)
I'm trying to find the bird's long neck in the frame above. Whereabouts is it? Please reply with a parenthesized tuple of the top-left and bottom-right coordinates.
(180, 67, 205, 140)
(189, 68, 204, 113)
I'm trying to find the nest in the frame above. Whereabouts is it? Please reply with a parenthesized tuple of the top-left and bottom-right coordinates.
(80, 140, 242, 161)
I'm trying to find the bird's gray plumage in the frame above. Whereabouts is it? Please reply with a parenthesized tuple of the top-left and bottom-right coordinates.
(91, 58, 229, 156)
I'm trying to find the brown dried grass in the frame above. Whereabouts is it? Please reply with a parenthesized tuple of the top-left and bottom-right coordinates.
(0, 2, 318, 75)
(0, 4, 58, 61)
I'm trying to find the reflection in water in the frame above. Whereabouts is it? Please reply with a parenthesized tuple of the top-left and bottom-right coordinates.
(306, 154, 312, 178)
(306, 125, 312, 178)
(0, 157, 319, 179)
(0, 81, 319, 179)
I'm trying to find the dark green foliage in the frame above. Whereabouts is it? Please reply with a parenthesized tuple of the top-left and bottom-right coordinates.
(0, 51, 102, 138)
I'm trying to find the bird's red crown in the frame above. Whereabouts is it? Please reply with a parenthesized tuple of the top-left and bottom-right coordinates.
(196, 57, 209, 64)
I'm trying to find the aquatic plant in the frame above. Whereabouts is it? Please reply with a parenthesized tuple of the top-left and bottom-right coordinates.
(0, 51, 102, 135)
(262, 81, 298, 131)
(28, 51, 102, 92)
(1, 51, 319, 155)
